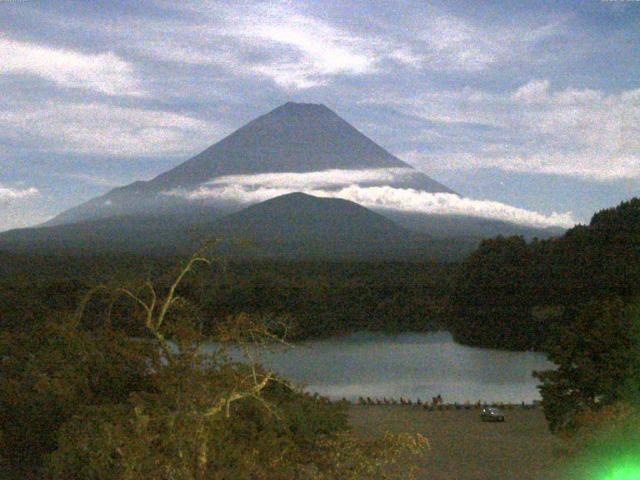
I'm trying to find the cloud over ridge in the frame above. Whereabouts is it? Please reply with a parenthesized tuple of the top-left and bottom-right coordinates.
(166, 169, 575, 228)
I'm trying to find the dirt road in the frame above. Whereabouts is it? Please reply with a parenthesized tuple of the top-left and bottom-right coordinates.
(349, 405, 566, 480)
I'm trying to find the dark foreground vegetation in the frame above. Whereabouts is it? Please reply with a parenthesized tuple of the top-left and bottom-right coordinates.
(0, 254, 427, 479)
(0, 255, 454, 339)
(445, 199, 640, 474)
(1, 198, 640, 478)
(449, 197, 640, 351)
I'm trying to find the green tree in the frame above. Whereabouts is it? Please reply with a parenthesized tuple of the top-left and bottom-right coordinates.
(534, 299, 640, 433)
(0, 319, 153, 477)
(448, 236, 541, 350)
(1, 251, 428, 479)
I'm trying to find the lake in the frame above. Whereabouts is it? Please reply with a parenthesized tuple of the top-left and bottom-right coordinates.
(206, 331, 555, 404)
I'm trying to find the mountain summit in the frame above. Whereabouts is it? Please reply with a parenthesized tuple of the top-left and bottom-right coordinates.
(154, 102, 411, 185)
(47, 102, 453, 226)
(1, 103, 562, 258)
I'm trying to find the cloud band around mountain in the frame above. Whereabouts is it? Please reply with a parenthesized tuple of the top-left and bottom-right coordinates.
(165, 169, 575, 229)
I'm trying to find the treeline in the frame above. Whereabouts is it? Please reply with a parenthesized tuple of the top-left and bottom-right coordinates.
(448, 198, 640, 350)
(0, 255, 455, 340)
(3, 198, 639, 351)
(195, 261, 453, 338)
(0, 255, 427, 479)
(0, 252, 174, 332)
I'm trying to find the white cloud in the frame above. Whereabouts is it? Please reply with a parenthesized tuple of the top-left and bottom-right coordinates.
(387, 47, 423, 69)
(174, 4, 562, 85)
(369, 80, 640, 182)
(236, 5, 376, 89)
(41, 2, 568, 91)
(404, 12, 567, 72)
(417, 15, 500, 71)
(165, 169, 575, 228)
(329, 186, 575, 228)
(511, 79, 550, 104)
(104, 3, 406, 90)
(0, 37, 144, 96)
(0, 102, 218, 157)
(0, 185, 39, 201)
(204, 168, 419, 190)
(0, 185, 42, 231)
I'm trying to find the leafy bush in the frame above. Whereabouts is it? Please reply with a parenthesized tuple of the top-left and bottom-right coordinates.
(46, 372, 349, 480)
(534, 299, 640, 433)
(0, 319, 154, 477)
(2, 252, 428, 479)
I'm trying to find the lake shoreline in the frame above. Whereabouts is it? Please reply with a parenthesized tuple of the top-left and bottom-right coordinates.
(207, 331, 555, 404)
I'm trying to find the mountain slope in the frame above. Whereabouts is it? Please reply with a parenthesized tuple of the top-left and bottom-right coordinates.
(152, 102, 428, 187)
(48, 102, 453, 226)
(0, 193, 479, 260)
(11, 102, 565, 254)
(204, 192, 411, 258)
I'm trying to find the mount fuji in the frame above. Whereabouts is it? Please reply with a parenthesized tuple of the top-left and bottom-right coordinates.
(0, 102, 561, 258)
(47, 102, 454, 227)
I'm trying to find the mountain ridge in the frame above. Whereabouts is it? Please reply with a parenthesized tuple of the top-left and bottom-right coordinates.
(47, 102, 453, 226)
(10, 102, 564, 256)
(0, 192, 479, 261)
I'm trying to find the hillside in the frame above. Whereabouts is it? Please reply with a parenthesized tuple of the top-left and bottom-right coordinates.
(448, 197, 640, 351)
(0, 193, 478, 261)
(201, 192, 461, 259)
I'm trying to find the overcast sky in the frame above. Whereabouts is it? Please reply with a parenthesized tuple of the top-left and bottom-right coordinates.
(1, 0, 639, 231)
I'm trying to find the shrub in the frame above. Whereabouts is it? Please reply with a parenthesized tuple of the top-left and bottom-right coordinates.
(2, 251, 428, 479)
(0, 320, 153, 477)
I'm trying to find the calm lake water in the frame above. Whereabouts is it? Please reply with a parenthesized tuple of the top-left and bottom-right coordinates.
(206, 331, 555, 404)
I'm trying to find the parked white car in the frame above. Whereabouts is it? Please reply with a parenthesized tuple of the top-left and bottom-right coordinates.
(480, 407, 505, 422)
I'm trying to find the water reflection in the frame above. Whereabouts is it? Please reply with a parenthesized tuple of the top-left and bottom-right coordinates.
(204, 331, 555, 403)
